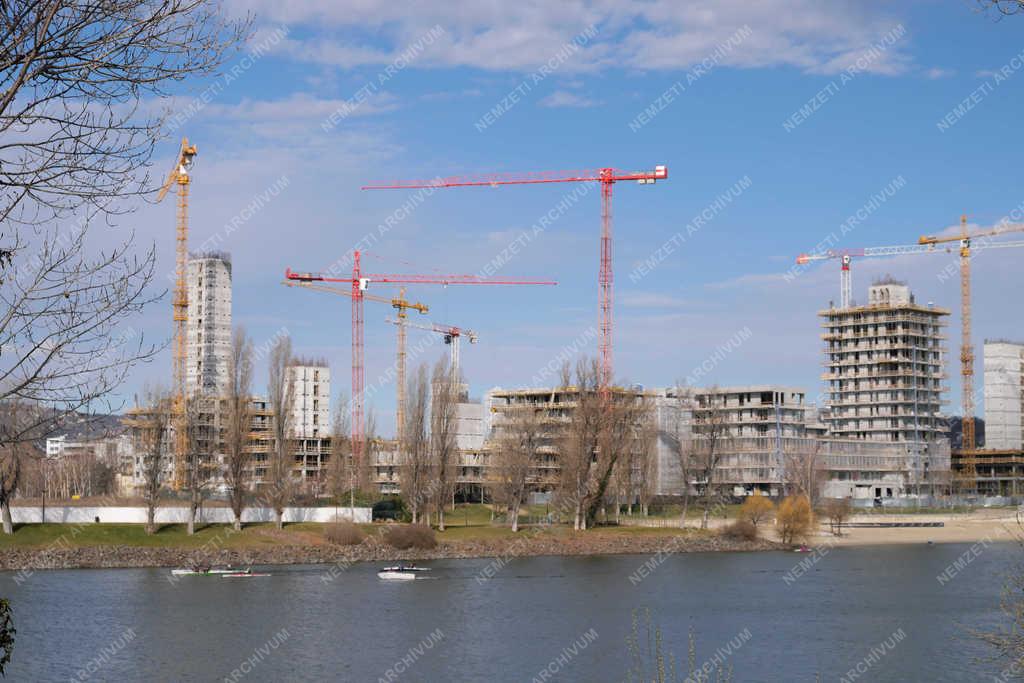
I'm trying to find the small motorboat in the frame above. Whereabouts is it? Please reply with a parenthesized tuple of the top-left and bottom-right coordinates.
(171, 566, 242, 576)
(221, 569, 270, 578)
(377, 564, 429, 581)
(793, 545, 812, 553)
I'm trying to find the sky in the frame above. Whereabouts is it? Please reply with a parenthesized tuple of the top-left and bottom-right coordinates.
(102, 1, 1024, 436)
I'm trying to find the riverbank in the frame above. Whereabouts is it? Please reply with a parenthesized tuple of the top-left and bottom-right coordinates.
(0, 524, 780, 571)
(2, 508, 1018, 571)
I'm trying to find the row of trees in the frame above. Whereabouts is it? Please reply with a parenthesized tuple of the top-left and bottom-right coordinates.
(135, 329, 300, 535)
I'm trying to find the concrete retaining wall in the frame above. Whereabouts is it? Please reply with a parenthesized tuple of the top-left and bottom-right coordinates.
(10, 506, 371, 524)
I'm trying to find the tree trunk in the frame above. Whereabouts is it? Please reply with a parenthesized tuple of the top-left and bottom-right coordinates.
(275, 508, 283, 530)
(188, 500, 198, 536)
(146, 505, 156, 535)
(233, 514, 242, 532)
(1, 500, 12, 535)
(510, 504, 520, 533)
(437, 508, 445, 532)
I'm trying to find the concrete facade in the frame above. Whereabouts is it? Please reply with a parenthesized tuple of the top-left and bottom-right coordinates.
(186, 252, 232, 396)
(288, 363, 330, 439)
(984, 340, 1024, 450)
(820, 281, 950, 442)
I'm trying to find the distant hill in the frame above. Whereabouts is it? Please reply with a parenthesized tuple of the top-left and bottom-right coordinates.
(37, 410, 124, 445)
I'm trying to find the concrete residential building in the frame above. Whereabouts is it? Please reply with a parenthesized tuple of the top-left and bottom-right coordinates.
(288, 361, 330, 439)
(984, 340, 1024, 450)
(691, 385, 812, 497)
(820, 280, 949, 442)
(819, 280, 952, 500)
(186, 252, 232, 396)
(287, 361, 331, 486)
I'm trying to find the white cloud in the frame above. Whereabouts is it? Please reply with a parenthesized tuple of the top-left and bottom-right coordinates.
(924, 67, 955, 79)
(203, 92, 400, 122)
(538, 90, 601, 108)
(234, 1, 914, 76)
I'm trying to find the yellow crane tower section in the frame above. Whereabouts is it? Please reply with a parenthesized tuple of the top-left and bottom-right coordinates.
(919, 215, 1024, 452)
(157, 137, 197, 488)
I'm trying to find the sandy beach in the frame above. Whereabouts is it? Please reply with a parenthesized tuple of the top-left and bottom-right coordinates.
(814, 508, 1023, 547)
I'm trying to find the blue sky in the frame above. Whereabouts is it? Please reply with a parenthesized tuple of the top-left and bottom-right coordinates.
(112, 1, 1024, 435)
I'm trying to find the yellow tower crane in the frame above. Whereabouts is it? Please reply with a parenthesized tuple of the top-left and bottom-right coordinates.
(919, 215, 1024, 453)
(157, 137, 197, 488)
(281, 280, 427, 444)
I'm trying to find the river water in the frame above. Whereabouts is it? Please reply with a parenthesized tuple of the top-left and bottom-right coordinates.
(1, 542, 1015, 681)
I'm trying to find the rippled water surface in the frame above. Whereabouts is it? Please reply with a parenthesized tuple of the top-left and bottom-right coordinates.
(2, 542, 1015, 681)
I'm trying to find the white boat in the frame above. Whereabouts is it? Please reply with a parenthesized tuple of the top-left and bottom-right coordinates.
(171, 567, 242, 576)
(380, 565, 430, 572)
(221, 571, 270, 578)
(377, 565, 429, 581)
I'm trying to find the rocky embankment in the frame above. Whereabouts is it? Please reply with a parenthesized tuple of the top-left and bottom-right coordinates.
(0, 533, 781, 571)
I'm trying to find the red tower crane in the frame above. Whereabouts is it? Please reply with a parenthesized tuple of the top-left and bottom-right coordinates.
(285, 250, 555, 471)
(362, 165, 667, 388)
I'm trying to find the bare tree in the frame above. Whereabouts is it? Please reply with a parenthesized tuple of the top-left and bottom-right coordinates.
(822, 497, 852, 536)
(328, 400, 353, 514)
(977, 1, 1024, 15)
(0, 228, 159, 532)
(0, 1, 249, 226)
(785, 439, 826, 509)
(363, 406, 378, 496)
(557, 359, 602, 531)
(692, 387, 732, 530)
(0, 401, 38, 533)
(266, 337, 294, 529)
(400, 364, 431, 524)
(223, 327, 253, 531)
(137, 388, 172, 535)
(493, 405, 544, 532)
(582, 376, 649, 527)
(181, 394, 214, 535)
(634, 405, 658, 517)
(430, 357, 458, 531)
(661, 385, 695, 528)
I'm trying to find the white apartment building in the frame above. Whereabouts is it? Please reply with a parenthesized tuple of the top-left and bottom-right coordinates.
(984, 340, 1024, 450)
(288, 362, 330, 438)
(186, 252, 232, 396)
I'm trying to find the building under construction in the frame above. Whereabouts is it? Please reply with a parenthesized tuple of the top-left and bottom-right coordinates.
(818, 280, 952, 499)
(956, 340, 1024, 496)
(820, 279, 949, 442)
(186, 252, 232, 396)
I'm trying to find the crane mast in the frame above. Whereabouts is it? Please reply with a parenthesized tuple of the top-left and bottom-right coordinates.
(157, 137, 197, 488)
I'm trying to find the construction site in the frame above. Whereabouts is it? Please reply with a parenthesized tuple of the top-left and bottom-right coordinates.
(110, 138, 1024, 507)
